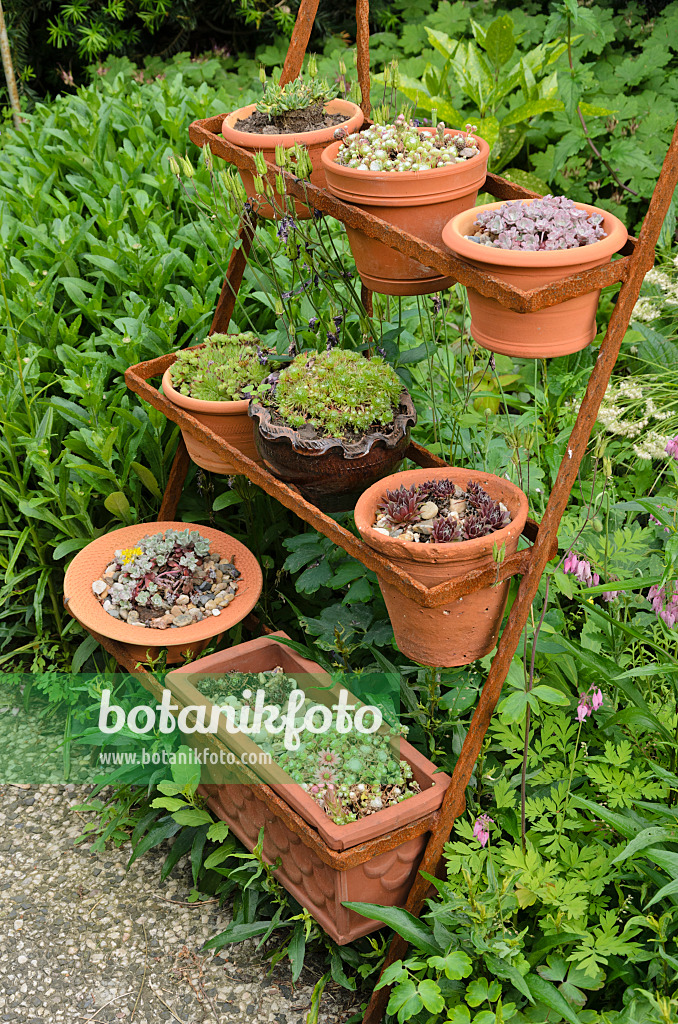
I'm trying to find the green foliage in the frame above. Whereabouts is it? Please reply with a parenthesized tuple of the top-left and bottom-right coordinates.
(4, 23, 678, 1024)
(0, 57, 263, 668)
(383, 11, 570, 171)
(373, 0, 678, 229)
(169, 331, 271, 401)
(196, 666, 415, 824)
(3, 0, 296, 102)
(274, 349, 404, 434)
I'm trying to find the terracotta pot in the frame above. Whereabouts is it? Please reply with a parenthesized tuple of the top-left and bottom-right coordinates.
(221, 99, 364, 220)
(354, 469, 529, 667)
(442, 200, 628, 358)
(63, 522, 263, 665)
(168, 633, 450, 943)
(321, 129, 490, 295)
(248, 390, 417, 512)
(162, 363, 261, 476)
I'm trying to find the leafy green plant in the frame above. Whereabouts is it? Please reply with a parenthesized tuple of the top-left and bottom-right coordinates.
(388, 11, 573, 172)
(169, 331, 273, 401)
(3, 0, 296, 101)
(197, 667, 417, 824)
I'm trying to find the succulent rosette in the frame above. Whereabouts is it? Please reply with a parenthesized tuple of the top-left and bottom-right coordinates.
(467, 194, 607, 251)
(334, 116, 481, 173)
(373, 478, 511, 542)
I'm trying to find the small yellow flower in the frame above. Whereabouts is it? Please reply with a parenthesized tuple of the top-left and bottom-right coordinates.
(121, 546, 141, 564)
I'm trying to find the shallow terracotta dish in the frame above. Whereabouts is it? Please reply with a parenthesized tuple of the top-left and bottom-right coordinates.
(162, 365, 261, 476)
(442, 199, 628, 358)
(321, 129, 489, 295)
(221, 99, 364, 219)
(168, 632, 450, 943)
(63, 522, 263, 664)
(354, 468, 529, 667)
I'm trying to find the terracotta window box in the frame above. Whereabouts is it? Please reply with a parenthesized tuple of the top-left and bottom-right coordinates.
(167, 633, 450, 943)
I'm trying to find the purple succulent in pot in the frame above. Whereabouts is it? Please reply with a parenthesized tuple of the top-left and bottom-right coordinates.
(467, 195, 607, 252)
(377, 484, 421, 526)
(372, 478, 512, 543)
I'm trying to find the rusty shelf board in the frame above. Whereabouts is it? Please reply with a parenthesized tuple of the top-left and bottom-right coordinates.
(72, 616, 445, 872)
(188, 116, 635, 314)
(125, 354, 555, 609)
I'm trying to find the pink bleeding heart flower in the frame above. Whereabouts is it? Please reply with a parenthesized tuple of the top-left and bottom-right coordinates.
(473, 813, 494, 848)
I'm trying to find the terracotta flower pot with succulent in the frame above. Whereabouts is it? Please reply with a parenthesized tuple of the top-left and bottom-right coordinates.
(354, 468, 528, 667)
(442, 195, 628, 358)
(321, 118, 489, 295)
(168, 632, 450, 944)
(248, 348, 416, 512)
(161, 332, 277, 475)
(63, 523, 262, 664)
(221, 61, 363, 219)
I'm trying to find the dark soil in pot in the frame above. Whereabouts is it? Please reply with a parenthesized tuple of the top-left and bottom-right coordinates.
(249, 391, 417, 512)
(234, 106, 351, 135)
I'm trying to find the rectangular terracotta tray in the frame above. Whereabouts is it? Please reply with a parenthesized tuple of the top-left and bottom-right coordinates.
(166, 632, 450, 851)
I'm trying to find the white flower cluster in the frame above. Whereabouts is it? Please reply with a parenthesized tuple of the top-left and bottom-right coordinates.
(597, 377, 675, 460)
(631, 297, 661, 322)
(631, 265, 678, 322)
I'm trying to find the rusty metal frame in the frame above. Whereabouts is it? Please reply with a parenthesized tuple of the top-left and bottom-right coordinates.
(189, 111, 638, 315)
(71, 4, 678, 1022)
(125, 350, 554, 608)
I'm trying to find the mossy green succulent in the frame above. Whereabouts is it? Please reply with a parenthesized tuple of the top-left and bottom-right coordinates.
(169, 332, 272, 402)
(274, 349, 403, 435)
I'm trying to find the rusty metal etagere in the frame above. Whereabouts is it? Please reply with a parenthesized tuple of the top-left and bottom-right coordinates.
(102, 2, 678, 1020)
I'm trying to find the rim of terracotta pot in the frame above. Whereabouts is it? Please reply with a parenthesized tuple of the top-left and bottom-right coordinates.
(320, 128, 490, 205)
(221, 98, 364, 150)
(162, 367, 251, 417)
(248, 389, 416, 460)
(354, 467, 529, 566)
(442, 199, 628, 268)
(64, 522, 263, 647)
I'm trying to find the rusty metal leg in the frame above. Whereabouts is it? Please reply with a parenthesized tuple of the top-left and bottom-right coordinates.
(356, 0, 371, 118)
(279, 0, 321, 86)
(362, 121, 678, 1024)
(209, 211, 258, 335)
(159, 435, 190, 520)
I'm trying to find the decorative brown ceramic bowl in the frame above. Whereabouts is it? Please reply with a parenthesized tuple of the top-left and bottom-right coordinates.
(248, 391, 417, 512)
(63, 522, 263, 665)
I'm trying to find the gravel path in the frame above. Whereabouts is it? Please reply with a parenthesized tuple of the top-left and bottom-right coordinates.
(0, 785, 361, 1023)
